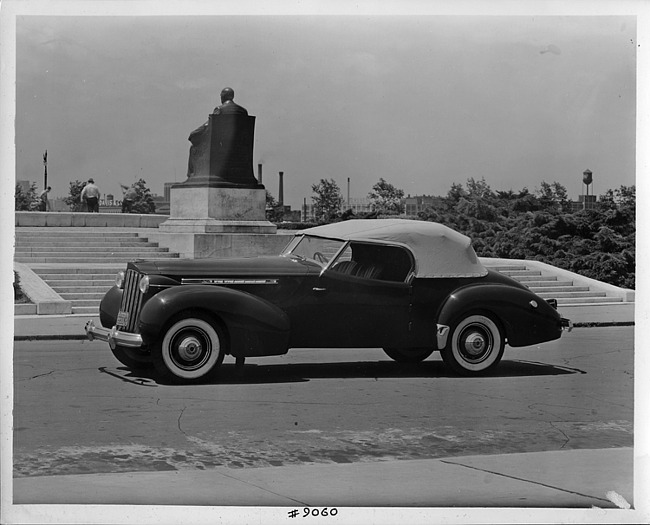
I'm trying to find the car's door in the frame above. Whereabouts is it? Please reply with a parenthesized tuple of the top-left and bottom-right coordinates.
(288, 242, 414, 348)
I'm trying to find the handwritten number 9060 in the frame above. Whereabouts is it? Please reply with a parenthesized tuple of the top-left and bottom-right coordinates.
(303, 507, 337, 517)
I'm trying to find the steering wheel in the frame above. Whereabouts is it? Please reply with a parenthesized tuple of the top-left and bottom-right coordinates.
(313, 252, 328, 264)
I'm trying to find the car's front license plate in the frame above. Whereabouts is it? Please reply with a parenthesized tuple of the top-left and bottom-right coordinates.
(116, 310, 130, 326)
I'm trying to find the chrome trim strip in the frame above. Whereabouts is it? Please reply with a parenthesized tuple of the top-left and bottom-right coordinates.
(181, 278, 279, 285)
(436, 324, 450, 349)
(85, 320, 143, 348)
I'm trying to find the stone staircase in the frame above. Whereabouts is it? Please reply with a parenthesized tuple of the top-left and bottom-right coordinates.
(486, 263, 623, 306)
(15, 229, 180, 315)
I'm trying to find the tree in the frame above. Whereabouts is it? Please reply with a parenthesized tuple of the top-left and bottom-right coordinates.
(417, 178, 635, 289)
(311, 178, 343, 223)
(128, 178, 156, 214)
(64, 180, 86, 211)
(265, 190, 285, 222)
(15, 182, 39, 211)
(368, 178, 405, 215)
(536, 181, 570, 211)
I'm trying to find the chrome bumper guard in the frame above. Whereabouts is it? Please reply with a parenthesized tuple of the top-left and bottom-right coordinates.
(85, 320, 143, 349)
(561, 318, 573, 332)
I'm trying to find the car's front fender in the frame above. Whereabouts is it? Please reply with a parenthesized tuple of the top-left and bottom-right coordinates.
(137, 285, 291, 357)
(436, 283, 563, 348)
(99, 286, 122, 328)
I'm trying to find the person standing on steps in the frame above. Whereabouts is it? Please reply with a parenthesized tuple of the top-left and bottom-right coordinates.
(80, 178, 101, 213)
(38, 186, 51, 211)
(121, 184, 137, 213)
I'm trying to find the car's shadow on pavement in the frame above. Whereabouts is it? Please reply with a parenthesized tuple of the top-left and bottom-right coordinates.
(105, 358, 585, 386)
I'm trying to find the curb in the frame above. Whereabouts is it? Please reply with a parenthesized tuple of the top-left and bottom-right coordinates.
(11, 448, 635, 509)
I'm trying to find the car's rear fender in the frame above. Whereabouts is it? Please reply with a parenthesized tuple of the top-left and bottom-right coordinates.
(137, 285, 291, 357)
(435, 283, 563, 348)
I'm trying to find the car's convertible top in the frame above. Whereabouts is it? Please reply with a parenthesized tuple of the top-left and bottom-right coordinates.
(300, 219, 488, 279)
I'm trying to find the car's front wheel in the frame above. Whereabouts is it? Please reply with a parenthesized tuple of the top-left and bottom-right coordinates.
(111, 345, 153, 369)
(441, 313, 504, 375)
(153, 313, 226, 384)
(383, 347, 433, 363)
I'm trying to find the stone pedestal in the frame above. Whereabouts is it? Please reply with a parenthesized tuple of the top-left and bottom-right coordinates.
(157, 90, 281, 255)
(159, 186, 276, 234)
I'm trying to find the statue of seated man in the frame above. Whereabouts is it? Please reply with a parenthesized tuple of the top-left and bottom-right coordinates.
(214, 87, 248, 115)
(186, 87, 248, 178)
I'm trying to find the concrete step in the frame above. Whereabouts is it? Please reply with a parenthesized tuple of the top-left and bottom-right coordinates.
(44, 279, 114, 287)
(55, 285, 113, 294)
(15, 255, 179, 263)
(16, 240, 158, 247)
(488, 261, 625, 307)
(499, 269, 542, 277)
(521, 280, 574, 287)
(16, 228, 182, 315)
(512, 275, 558, 282)
(36, 274, 117, 282)
(65, 297, 105, 307)
(32, 268, 123, 275)
(557, 296, 624, 305)
(528, 285, 589, 293)
(59, 293, 106, 302)
(15, 246, 170, 254)
(72, 306, 100, 315)
(485, 265, 528, 272)
(17, 230, 141, 236)
(536, 291, 607, 299)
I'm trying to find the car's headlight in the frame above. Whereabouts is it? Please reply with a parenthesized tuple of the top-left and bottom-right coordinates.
(115, 271, 125, 289)
(139, 275, 150, 294)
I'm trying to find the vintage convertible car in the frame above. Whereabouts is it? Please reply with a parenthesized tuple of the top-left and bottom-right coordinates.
(85, 219, 571, 383)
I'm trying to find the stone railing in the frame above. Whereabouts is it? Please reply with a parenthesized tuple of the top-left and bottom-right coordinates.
(15, 211, 168, 228)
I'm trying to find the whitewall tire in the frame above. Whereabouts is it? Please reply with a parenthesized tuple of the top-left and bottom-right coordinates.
(441, 313, 504, 375)
(153, 314, 225, 384)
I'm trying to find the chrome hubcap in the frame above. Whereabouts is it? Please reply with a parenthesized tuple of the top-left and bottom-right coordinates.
(177, 336, 202, 362)
(463, 331, 487, 356)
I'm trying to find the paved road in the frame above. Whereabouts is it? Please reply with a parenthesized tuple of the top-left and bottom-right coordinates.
(13, 326, 633, 482)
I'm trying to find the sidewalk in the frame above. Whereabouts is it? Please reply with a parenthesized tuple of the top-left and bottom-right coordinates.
(12, 448, 634, 508)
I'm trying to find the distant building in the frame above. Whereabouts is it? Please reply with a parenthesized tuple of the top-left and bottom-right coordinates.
(152, 194, 170, 215)
(569, 194, 597, 212)
(403, 194, 443, 215)
(164, 182, 175, 203)
(344, 197, 372, 215)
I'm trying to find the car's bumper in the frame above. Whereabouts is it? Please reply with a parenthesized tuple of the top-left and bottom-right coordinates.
(561, 318, 573, 332)
(85, 320, 143, 349)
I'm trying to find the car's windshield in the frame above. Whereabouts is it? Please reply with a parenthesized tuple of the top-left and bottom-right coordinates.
(281, 235, 346, 267)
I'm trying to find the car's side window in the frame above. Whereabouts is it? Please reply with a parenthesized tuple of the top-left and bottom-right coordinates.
(329, 243, 413, 283)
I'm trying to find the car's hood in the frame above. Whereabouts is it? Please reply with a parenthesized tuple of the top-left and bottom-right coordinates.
(130, 255, 320, 278)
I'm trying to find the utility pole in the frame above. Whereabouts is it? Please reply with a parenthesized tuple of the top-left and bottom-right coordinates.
(43, 150, 48, 189)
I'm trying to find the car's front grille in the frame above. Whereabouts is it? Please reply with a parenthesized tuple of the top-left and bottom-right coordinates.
(117, 269, 144, 332)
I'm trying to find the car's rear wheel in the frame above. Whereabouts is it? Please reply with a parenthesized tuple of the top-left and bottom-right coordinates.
(111, 345, 152, 369)
(153, 313, 226, 384)
(441, 313, 504, 375)
(383, 347, 433, 363)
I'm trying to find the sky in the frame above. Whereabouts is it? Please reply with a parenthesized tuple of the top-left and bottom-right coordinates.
(2, 4, 650, 524)
(9, 6, 637, 210)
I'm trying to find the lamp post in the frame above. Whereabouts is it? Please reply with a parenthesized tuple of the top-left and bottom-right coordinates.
(43, 150, 48, 189)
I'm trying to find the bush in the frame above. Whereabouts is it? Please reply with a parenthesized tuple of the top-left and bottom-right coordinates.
(14, 271, 30, 303)
(15, 182, 39, 211)
(418, 180, 635, 289)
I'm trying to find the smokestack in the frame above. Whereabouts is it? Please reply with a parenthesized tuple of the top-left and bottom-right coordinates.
(278, 171, 284, 206)
(347, 177, 350, 208)
(257, 163, 263, 184)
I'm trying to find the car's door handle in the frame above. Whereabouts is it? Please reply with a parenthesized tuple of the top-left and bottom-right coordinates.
(312, 287, 327, 294)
